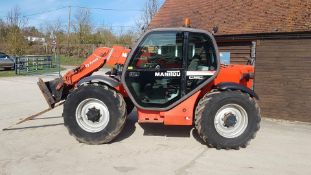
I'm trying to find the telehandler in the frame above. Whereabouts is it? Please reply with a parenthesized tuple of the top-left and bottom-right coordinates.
(38, 22, 260, 149)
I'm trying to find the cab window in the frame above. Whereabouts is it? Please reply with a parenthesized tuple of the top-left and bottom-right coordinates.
(186, 32, 218, 92)
(129, 32, 183, 70)
(187, 33, 217, 71)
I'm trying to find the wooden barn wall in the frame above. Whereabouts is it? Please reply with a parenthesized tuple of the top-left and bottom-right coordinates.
(255, 39, 311, 122)
(217, 42, 252, 65)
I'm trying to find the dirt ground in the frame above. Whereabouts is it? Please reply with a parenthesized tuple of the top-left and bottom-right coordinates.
(0, 72, 311, 175)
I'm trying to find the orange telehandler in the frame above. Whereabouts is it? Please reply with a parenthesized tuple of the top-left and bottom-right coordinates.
(38, 25, 260, 149)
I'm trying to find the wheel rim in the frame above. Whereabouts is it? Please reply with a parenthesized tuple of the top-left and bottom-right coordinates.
(75, 98, 110, 133)
(214, 104, 248, 138)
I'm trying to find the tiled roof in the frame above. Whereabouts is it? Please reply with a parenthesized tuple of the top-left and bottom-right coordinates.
(149, 0, 311, 35)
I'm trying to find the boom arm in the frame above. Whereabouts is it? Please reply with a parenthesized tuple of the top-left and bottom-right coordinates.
(38, 45, 131, 108)
(60, 46, 131, 89)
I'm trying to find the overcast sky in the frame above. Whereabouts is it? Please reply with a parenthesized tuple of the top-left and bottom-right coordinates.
(0, 0, 165, 32)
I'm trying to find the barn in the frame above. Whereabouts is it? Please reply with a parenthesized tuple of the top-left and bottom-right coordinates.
(149, 0, 311, 122)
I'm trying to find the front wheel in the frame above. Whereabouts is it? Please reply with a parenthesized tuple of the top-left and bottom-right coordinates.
(63, 84, 127, 144)
(195, 91, 260, 149)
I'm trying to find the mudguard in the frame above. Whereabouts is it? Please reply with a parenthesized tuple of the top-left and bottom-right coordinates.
(77, 75, 120, 88)
(216, 82, 259, 99)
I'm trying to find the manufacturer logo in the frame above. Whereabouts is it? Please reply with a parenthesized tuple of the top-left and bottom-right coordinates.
(155, 71, 180, 77)
(122, 52, 128, 57)
(85, 57, 99, 68)
(189, 75, 204, 80)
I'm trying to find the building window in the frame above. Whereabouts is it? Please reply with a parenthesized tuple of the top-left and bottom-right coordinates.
(220, 52, 231, 64)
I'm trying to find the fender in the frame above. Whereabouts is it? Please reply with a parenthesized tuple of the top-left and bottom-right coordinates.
(216, 82, 259, 100)
(77, 75, 120, 88)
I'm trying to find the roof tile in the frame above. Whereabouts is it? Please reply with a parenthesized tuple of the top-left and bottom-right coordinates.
(149, 0, 311, 35)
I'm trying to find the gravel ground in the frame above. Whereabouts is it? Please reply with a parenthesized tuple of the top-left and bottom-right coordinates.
(0, 72, 311, 175)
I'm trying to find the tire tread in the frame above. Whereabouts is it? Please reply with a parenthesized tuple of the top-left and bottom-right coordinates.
(62, 83, 127, 144)
(194, 90, 260, 149)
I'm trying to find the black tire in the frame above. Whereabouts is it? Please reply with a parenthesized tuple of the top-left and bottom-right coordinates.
(195, 91, 260, 149)
(124, 97, 135, 115)
(63, 84, 127, 144)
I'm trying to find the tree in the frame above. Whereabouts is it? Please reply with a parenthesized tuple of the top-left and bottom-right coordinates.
(44, 19, 66, 44)
(23, 26, 42, 37)
(116, 30, 135, 46)
(6, 6, 27, 28)
(44, 19, 63, 35)
(136, 0, 160, 34)
(42, 19, 67, 54)
(5, 6, 28, 55)
(0, 19, 6, 39)
(94, 27, 116, 45)
(0, 19, 7, 51)
(72, 9, 92, 44)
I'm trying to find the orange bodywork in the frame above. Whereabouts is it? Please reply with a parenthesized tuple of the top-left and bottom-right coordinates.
(136, 64, 255, 126)
(214, 64, 254, 89)
(59, 46, 130, 89)
(137, 91, 201, 125)
(55, 45, 255, 126)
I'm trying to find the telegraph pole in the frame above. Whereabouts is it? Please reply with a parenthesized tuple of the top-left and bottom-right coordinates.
(67, 5, 71, 55)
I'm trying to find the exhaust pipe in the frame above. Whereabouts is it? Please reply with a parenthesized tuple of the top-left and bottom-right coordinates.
(37, 78, 68, 108)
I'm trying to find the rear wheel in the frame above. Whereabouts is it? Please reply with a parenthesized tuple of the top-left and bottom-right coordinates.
(63, 84, 127, 144)
(195, 91, 260, 149)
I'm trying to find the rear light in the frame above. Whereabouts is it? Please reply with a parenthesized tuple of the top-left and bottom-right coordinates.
(241, 73, 254, 81)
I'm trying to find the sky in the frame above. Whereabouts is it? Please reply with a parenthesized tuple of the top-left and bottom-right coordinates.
(0, 0, 165, 33)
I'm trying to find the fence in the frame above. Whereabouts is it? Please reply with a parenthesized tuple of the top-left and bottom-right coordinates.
(15, 55, 60, 75)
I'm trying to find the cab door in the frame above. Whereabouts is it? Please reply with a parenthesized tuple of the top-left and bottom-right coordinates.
(123, 30, 219, 110)
(124, 31, 184, 109)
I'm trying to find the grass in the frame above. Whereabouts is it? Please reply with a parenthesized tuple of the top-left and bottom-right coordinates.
(0, 67, 64, 77)
(0, 55, 88, 77)
(59, 55, 85, 66)
(0, 70, 17, 77)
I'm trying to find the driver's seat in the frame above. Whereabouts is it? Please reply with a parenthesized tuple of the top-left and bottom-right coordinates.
(188, 55, 201, 71)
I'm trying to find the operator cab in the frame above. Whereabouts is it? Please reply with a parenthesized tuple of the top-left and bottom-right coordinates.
(122, 28, 220, 110)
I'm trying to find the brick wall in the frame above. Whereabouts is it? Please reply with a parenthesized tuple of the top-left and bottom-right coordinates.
(255, 39, 311, 122)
